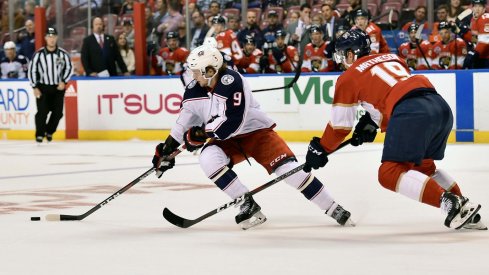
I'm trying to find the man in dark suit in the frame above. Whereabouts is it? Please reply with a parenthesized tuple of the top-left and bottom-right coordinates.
(189, 10, 209, 50)
(81, 17, 129, 76)
(285, 3, 312, 50)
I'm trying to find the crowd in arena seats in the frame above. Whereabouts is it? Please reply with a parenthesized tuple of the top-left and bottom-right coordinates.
(0, 0, 488, 78)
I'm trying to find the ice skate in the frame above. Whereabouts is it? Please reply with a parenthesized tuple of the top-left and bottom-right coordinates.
(46, 134, 53, 142)
(326, 202, 355, 226)
(235, 194, 267, 230)
(462, 214, 487, 230)
(441, 192, 481, 229)
(36, 136, 43, 143)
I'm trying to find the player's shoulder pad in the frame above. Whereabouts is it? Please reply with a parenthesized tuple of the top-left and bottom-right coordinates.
(215, 69, 243, 97)
(183, 80, 207, 101)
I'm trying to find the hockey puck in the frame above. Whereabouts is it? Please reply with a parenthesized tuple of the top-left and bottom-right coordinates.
(30, 216, 41, 221)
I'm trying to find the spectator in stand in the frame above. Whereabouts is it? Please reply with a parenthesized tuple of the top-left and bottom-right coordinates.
(190, 10, 209, 50)
(302, 25, 333, 72)
(341, 0, 362, 29)
(311, 13, 324, 28)
(286, 3, 312, 48)
(236, 35, 263, 74)
(145, 6, 157, 40)
(289, 11, 300, 26)
(120, 0, 135, 15)
(24, 0, 35, 21)
(207, 1, 222, 16)
(177, 21, 187, 46)
(237, 10, 264, 49)
(398, 23, 433, 71)
(432, 21, 467, 69)
(116, 33, 135, 74)
(431, 5, 450, 42)
(324, 0, 342, 18)
(81, 17, 129, 77)
(353, 9, 390, 54)
(1, 41, 28, 79)
(156, 0, 184, 47)
(463, 0, 489, 69)
(153, 0, 168, 25)
(122, 19, 135, 48)
(447, 0, 465, 22)
(266, 29, 299, 73)
(261, 10, 283, 50)
(402, 5, 429, 33)
(0, 2, 25, 33)
(157, 31, 189, 75)
(322, 4, 344, 41)
(227, 15, 241, 34)
(17, 19, 36, 59)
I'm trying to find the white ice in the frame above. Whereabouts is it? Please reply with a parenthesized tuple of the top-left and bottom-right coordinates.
(0, 140, 488, 275)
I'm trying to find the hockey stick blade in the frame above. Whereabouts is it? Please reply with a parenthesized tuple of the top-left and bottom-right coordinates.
(45, 145, 185, 222)
(163, 138, 352, 228)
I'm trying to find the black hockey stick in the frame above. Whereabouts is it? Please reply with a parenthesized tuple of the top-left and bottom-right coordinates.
(163, 138, 352, 228)
(252, 38, 305, 93)
(45, 145, 185, 221)
(415, 24, 432, 70)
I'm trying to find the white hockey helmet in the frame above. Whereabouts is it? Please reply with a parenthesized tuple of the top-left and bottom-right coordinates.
(203, 37, 217, 48)
(3, 41, 16, 50)
(187, 45, 223, 77)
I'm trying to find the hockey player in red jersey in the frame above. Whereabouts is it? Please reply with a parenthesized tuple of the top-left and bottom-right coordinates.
(152, 45, 354, 230)
(266, 30, 299, 73)
(235, 35, 263, 74)
(398, 23, 433, 70)
(352, 9, 390, 54)
(303, 28, 486, 230)
(463, 0, 489, 68)
(432, 21, 467, 69)
(211, 15, 244, 66)
(302, 25, 333, 72)
(156, 31, 189, 75)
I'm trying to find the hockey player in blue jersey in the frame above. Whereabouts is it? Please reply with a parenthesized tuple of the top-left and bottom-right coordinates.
(1, 41, 28, 79)
(153, 45, 354, 230)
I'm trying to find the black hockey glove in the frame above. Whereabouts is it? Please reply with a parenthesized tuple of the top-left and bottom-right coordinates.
(463, 50, 478, 69)
(351, 112, 379, 146)
(272, 48, 287, 64)
(303, 137, 329, 173)
(183, 126, 208, 152)
(152, 136, 180, 178)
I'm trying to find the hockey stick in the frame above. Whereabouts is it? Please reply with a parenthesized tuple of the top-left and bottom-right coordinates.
(252, 37, 305, 93)
(45, 144, 185, 221)
(415, 23, 432, 70)
(163, 138, 352, 228)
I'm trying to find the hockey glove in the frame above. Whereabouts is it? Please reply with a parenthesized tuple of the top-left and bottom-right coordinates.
(351, 112, 379, 146)
(152, 136, 180, 178)
(303, 137, 329, 173)
(183, 126, 208, 152)
(463, 50, 478, 69)
(272, 48, 287, 65)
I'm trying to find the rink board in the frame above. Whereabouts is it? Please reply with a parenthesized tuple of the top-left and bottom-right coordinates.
(0, 70, 488, 142)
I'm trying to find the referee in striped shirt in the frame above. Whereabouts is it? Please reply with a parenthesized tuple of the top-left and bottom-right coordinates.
(28, 27, 74, 143)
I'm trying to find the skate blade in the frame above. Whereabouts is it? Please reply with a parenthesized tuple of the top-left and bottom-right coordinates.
(239, 211, 267, 230)
(462, 222, 488, 230)
(343, 218, 356, 227)
(453, 203, 481, 230)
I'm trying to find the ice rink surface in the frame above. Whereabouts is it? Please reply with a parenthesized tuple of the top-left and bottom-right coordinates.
(0, 140, 488, 275)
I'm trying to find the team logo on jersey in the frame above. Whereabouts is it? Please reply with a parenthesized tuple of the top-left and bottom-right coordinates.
(305, 49, 312, 57)
(162, 52, 169, 58)
(401, 48, 409, 56)
(370, 35, 377, 43)
(198, 50, 204, 57)
(221, 74, 234, 85)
